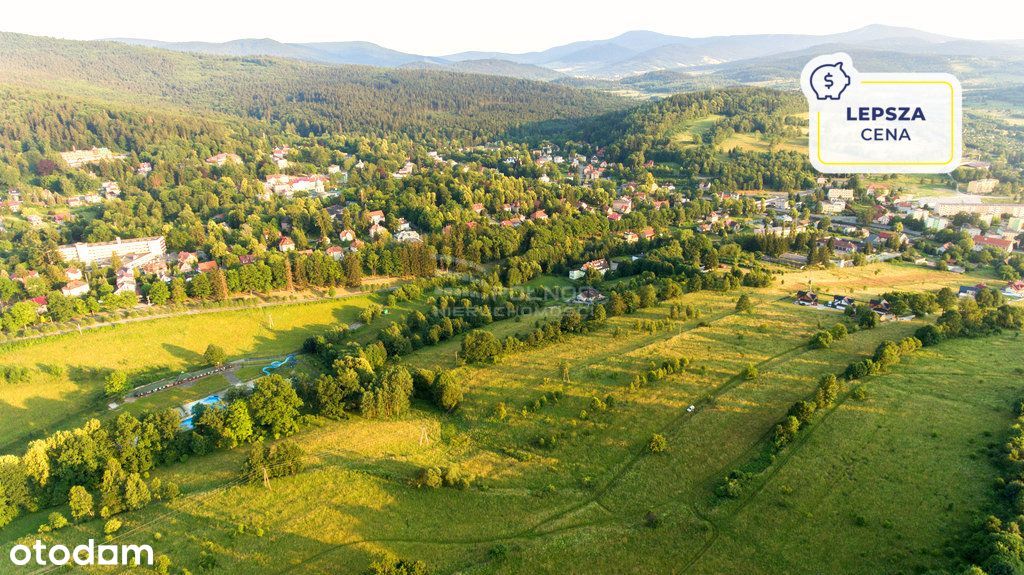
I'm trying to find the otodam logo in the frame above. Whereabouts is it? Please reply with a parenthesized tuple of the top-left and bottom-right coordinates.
(8, 539, 154, 567)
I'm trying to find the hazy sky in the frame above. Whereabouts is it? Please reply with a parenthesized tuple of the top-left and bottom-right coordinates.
(4, 0, 1019, 55)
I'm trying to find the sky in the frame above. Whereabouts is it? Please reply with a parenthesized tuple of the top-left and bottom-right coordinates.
(3, 0, 1020, 56)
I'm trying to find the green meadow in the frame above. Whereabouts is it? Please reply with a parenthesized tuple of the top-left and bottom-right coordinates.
(0, 264, 1016, 574)
(0, 293, 406, 451)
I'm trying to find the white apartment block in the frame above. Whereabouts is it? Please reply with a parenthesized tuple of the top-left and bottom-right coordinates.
(58, 236, 166, 266)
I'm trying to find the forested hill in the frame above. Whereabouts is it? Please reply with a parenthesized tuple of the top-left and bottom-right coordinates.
(0, 32, 627, 143)
(571, 87, 806, 158)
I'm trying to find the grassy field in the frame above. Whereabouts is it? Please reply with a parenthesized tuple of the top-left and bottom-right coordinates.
(718, 131, 805, 154)
(0, 265, 1015, 574)
(669, 114, 722, 146)
(862, 173, 959, 198)
(778, 262, 990, 299)
(688, 333, 1023, 574)
(666, 113, 807, 154)
(0, 294, 397, 451)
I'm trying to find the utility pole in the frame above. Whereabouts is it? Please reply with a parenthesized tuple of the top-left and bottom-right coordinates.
(262, 466, 272, 490)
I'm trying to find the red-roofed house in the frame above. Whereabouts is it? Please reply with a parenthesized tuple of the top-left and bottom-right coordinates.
(973, 235, 1016, 253)
(62, 280, 90, 298)
(30, 295, 48, 314)
(1003, 280, 1024, 299)
(366, 210, 386, 225)
(612, 197, 633, 214)
(205, 153, 242, 167)
(278, 237, 295, 252)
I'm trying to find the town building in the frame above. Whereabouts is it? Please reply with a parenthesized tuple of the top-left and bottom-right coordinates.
(58, 236, 166, 266)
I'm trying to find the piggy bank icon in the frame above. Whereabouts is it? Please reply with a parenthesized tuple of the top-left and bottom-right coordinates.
(809, 62, 851, 100)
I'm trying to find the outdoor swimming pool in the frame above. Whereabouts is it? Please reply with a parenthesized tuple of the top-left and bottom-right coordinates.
(179, 394, 223, 429)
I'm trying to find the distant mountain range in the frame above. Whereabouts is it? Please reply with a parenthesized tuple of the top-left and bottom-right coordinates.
(111, 25, 1024, 85)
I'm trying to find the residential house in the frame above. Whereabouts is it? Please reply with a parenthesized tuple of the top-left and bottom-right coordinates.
(176, 251, 198, 273)
(530, 209, 548, 221)
(1002, 281, 1024, 299)
(832, 238, 859, 254)
(395, 230, 422, 243)
(326, 245, 345, 260)
(15, 270, 40, 285)
(572, 287, 606, 305)
(141, 259, 169, 279)
(197, 261, 218, 273)
(366, 210, 386, 225)
(278, 237, 295, 252)
(30, 295, 48, 314)
(623, 231, 639, 244)
(338, 229, 356, 243)
(369, 223, 387, 239)
(612, 197, 633, 214)
(973, 235, 1016, 253)
(958, 284, 985, 298)
(869, 299, 893, 317)
(828, 295, 855, 310)
(115, 275, 137, 295)
(795, 290, 818, 306)
(393, 162, 416, 178)
(205, 153, 242, 167)
(640, 227, 655, 241)
(62, 280, 90, 298)
(101, 181, 121, 198)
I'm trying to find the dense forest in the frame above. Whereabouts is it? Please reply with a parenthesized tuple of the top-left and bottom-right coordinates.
(0, 33, 627, 143)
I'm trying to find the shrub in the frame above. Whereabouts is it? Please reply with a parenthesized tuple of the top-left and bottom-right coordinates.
(415, 467, 443, 489)
(809, 331, 833, 349)
(48, 512, 68, 531)
(648, 434, 668, 453)
(104, 518, 122, 535)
